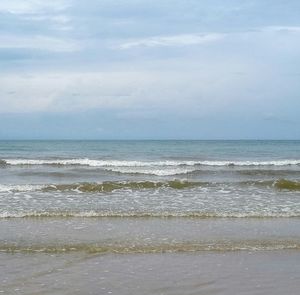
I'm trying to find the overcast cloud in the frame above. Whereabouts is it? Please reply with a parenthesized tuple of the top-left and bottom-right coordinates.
(0, 0, 299, 139)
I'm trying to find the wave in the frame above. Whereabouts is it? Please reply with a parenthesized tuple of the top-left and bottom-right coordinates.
(1, 210, 300, 219)
(274, 179, 300, 190)
(0, 181, 207, 193)
(0, 180, 205, 193)
(0, 184, 44, 193)
(105, 167, 200, 176)
(2, 158, 197, 167)
(1, 179, 300, 193)
(1, 240, 300, 254)
(96, 167, 300, 176)
(237, 169, 300, 177)
(2, 158, 300, 167)
(43, 180, 203, 192)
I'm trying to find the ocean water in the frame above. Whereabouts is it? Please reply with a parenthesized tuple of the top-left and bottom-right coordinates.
(1, 140, 300, 294)
(1, 140, 300, 218)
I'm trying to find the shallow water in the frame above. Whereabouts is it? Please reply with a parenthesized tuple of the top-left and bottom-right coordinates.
(1, 140, 300, 294)
(1, 217, 300, 253)
(1, 217, 300, 294)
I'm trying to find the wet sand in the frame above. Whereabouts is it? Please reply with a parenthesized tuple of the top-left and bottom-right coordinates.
(1, 251, 300, 295)
(1, 217, 300, 294)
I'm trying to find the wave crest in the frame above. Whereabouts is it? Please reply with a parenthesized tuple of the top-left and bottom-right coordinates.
(3, 158, 300, 167)
(1, 179, 300, 193)
(43, 180, 203, 192)
(0, 180, 204, 193)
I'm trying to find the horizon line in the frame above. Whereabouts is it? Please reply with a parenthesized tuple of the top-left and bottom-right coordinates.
(0, 138, 300, 141)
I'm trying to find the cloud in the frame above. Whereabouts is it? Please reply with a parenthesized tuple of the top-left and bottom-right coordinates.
(0, 70, 224, 113)
(0, 35, 80, 52)
(262, 26, 300, 33)
(116, 33, 225, 49)
(0, 72, 147, 113)
(0, 0, 72, 32)
(115, 25, 300, 51)
(20, 14, 73, 31)
(23, 14, 71, 24)
(0, 60, 282, 114)
(0, 0, 70, 15)
(0, 0, 299, 139)
(263, 113, 296, 125)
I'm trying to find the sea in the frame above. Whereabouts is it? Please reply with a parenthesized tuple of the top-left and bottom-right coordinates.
(1, 140, 300, 294)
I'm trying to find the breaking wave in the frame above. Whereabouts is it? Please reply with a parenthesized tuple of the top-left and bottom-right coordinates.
(2, 158, 300, 167)
(0, 180, 205, 193)
(0, 184, 44, 193)
(43, 180, 204, 192)
(1, 179, 300, 193)
(274, 179, 300, 190)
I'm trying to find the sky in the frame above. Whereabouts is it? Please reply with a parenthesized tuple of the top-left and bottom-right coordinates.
(0, 0, 300, 139)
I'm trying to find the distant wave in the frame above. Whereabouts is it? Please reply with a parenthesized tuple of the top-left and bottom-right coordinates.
(2, 158, 300, 168)
(1, 179, 300, 193)
(2, 158, 197, 167)
(2, 158, 300, 176)
(106, 167, 300, 176)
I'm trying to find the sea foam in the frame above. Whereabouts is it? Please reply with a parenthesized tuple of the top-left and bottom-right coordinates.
(3, 158, 300, 167)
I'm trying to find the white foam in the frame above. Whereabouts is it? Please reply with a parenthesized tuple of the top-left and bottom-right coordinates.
(1, 210, 300, 218)
(106, 167, 199, 176)
(4, 158, 190, 167)
(200, 160, 300, 166)
(3, 158, 300, 167)
(0, 184, 43, 193)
